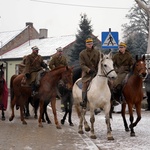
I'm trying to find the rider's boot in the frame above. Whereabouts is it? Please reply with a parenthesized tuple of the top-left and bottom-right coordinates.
(80, 92, 87, 109)
(31, 82, 38, 96)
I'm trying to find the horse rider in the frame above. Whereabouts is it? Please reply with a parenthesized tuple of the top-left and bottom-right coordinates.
(112, 42, 134, 103)
(49, 47, 68, 112)
(49, 47, 67, 69)
(23, 46, 48, 96)
(79, 37, 100, 109)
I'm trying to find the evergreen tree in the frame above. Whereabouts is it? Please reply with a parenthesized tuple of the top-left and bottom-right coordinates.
(69, 14, 99, 65)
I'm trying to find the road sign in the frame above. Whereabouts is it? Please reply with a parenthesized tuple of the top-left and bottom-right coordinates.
(101, 32, 119, 49)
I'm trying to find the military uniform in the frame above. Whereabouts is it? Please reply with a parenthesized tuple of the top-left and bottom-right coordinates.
(24, 50, 46, 86)
(79, 37, 100, 108)
(49, 55, 67, 70)
(112, 42, 134, 104)
(113, 50, 133, 87)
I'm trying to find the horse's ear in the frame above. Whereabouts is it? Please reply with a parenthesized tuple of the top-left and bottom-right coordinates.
(100, 52, 104, 59)
(108, 50, 112, 58)
(135, 55, 138, 61)
(142, 54, 145, 61)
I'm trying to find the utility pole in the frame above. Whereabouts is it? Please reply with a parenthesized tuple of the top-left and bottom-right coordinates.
(135, 0, 150, 53)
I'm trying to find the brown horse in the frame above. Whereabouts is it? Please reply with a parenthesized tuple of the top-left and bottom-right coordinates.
(0, 64, 8, 120)
(121, 55, 147, 136)
(9, 66, 73, 129)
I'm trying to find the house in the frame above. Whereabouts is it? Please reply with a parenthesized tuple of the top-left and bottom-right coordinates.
(0, 22, 76, 87)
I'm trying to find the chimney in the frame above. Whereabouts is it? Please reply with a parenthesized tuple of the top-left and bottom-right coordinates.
(39, 29, 48, 39)
(26, 22, 33, 27)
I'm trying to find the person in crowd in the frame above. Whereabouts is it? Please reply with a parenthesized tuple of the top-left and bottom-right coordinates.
(49, 47, 67, 70)
(112, 42, 134, 104)
(79, 37, 100, 109)
(49, 47, 68, 112)
(144, 68, 150, 111)
(23, 46, 47, 96)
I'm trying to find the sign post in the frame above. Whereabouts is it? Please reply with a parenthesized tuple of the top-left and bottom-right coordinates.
(101, 28, 119, 49)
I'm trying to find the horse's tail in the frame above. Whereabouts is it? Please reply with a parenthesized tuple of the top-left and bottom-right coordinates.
(74, 104, 82, 118)
(10, 74, 18, 101)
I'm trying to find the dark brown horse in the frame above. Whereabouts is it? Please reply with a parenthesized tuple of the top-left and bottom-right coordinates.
(9, 66, 73, 129)
(0, 64, 8, 120)
(121, 55, 147, 136)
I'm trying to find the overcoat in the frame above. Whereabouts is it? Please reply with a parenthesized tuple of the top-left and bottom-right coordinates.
(24, 52, 44, 84)
(79, 48, 100, 82)
(112, 50, 134, 86)
(49, 55, 67, 70)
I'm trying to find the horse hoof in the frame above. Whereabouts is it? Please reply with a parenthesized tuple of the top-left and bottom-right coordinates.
(34, 115, 38, 119)
(90, 135, 97, 139)
(61, 119, 64, 125)
(130, 132, 135, 137)
(9, 116, 14, 122)
(47, 120, 52, 124)
(78, 130, 84, 134)
(125, 128, 130, 132)
(42, 119, 46, 123)
(85, 127, 90, 132)
(56, 125, 62, 129)
(39, 124, 43, 128)
(69, 123, 74, 126)
(108, 136, 114, 140)
(2, 116, 5, 121)
(22, 121, 27, 125)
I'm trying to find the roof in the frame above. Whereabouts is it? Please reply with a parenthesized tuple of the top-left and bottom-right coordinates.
(0, 35, 75, 59)
(0, 28, 26, 46)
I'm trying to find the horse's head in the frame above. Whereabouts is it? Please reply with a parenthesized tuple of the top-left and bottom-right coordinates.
(100, 51, 117, 79)
(134, 55, 147, 78)
(61, 66, 73, 90)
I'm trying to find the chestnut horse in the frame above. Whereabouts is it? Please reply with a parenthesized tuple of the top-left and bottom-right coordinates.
(122, 55, 147, 136)
(9, 66, 73, 129)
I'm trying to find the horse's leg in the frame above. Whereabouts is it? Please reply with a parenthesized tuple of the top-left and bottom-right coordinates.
(9, 97, 16, 121)
(121, 103, 129, 132)
(1, 104, 5, 121)
(104, 105, 114, 140)
(44, 105, 51, 124)
(133, 103, 141, 127)
(68, 95, 74, 126)
(61, 99, 68, 125)
(24, 100, 30, 118)
(20, 101, 27, 125)
(38, 100, 44, 127)
(128, 103, 135, 136)
(51, 98, 61, 129)
(89, 108, 97, 139)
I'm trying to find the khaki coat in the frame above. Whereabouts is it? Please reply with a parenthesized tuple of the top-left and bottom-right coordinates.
(112, 50, 134, 87)
(49, 55, 67, 70)
(79, 48, 100, 83)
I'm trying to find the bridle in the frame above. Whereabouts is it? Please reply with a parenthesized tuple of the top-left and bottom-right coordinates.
(98, 58, 115, 78)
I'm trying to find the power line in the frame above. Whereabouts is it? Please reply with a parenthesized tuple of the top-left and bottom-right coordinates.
(30, 0, 130, 10)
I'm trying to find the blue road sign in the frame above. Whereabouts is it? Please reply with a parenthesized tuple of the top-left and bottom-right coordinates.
(101, 32, 119, 49)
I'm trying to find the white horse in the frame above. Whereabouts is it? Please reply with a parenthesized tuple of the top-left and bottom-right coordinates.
(72, 51, 117, 140)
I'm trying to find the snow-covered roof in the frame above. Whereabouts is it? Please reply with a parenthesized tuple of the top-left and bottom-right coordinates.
(0, 28, 25, 46)
(1, 35, 76, 59)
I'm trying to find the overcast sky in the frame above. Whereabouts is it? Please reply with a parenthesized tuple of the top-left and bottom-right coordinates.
(0, 0, 136, 41)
